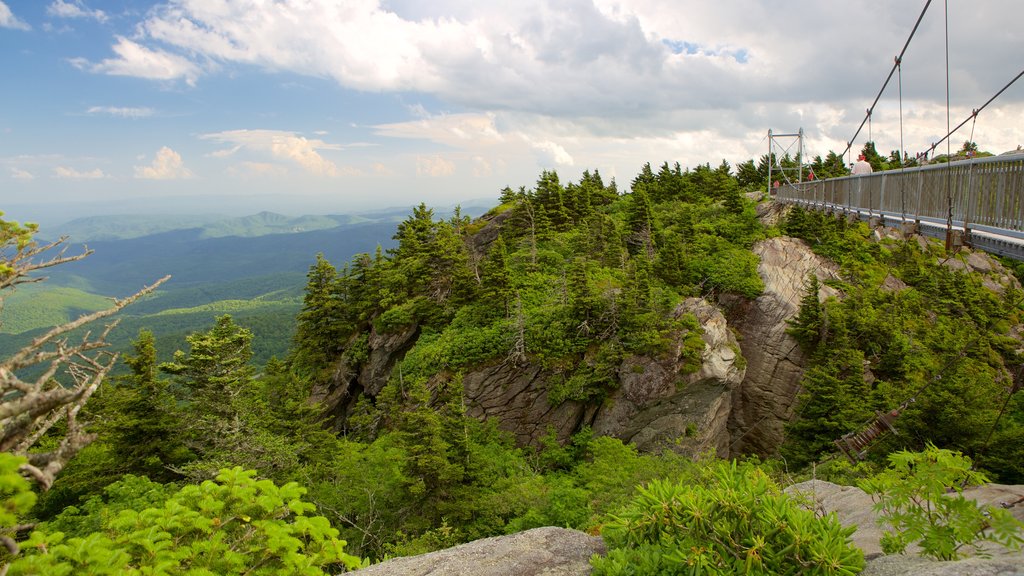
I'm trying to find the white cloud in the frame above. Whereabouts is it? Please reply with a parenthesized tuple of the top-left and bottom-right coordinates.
(72, 37, 202, 86)
(86, 106, 155, 119)
(38, 0, 1024, 198)
(416, 155, 456, 177)
(201, 129, 346, 176)
(53, 166, 106, 179)
(10, 168, 34, 180)
(134, 147, 193, 180)
(47, 0, 107, 23)
(0, 1, 30, 30)
(531, 140, 574, 167)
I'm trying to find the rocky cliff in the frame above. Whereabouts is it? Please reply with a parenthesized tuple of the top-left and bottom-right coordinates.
(723, 236, 839, 455)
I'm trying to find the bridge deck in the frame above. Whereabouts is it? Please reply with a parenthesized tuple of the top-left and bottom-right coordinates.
(776, 154, 1024, 261)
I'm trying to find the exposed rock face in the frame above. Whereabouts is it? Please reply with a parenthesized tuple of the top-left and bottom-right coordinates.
(786, 480, 1024, 576)
(724, 237, 839, 455)
(312, 324, 419, 428)
(591, 298, 744, 457)
(354, 527, 604, 576)
(461, 298, 745, 450)
(461, 363, 596, 447)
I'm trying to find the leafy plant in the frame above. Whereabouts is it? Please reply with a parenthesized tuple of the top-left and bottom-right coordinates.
(859, 445, 1024, 560)
(10, 467, 366, 575)
(592, 460, 864, 575)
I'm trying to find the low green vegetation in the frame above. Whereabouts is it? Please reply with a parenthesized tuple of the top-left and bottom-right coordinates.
(860, 445, 1024, 560)
(593, 460, 865, 575)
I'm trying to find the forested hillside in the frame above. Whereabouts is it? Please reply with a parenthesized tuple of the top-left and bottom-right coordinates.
(1, 155, 1022, 573)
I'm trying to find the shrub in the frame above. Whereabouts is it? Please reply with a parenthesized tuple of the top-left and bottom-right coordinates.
(859, 444, 1024, 560)
(592, 460, 864, 575)
(10, 467, 366, 575)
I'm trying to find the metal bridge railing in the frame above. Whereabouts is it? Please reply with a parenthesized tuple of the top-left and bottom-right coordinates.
(776, 154, 1024, 240)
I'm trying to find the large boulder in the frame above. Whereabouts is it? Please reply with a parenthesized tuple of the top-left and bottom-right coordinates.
(354, 527, 604, 576)
(724, 236, 839, 455)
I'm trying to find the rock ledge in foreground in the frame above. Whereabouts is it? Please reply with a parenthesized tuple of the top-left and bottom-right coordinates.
(355, 526, 605, 576)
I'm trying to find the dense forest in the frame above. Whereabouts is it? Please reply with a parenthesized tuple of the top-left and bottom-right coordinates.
(1, 146, 1022, 573)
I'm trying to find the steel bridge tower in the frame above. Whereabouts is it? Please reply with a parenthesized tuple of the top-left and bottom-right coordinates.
(767, 128, 804, 195)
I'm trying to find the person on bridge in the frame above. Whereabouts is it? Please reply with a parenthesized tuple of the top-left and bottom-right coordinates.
(852, 153, 873, 175)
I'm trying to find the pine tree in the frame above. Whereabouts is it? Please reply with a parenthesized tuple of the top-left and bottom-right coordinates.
(625, 186, 656, 258)
(787, 274, 824, 351)
(290, 253, 345, 380)
(105, 330, 185, 481)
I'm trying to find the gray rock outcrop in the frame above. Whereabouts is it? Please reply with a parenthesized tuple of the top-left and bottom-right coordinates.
(462, 363, 595, 447)
(786, 480, 1024, 575)
(354, 527, 604, 576)
(462, 297, 745, 450)
(591, 297, 744, 456)
(725, 236, 839, 455)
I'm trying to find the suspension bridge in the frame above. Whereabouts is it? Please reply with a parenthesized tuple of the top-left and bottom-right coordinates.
(775, 154, 1024, 260)
(767, 0, 1024, 263)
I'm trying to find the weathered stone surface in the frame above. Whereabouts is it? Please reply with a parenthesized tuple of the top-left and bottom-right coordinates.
(314, 325, 420, 429)
(786, 480, 1024, 575)
(756, 199, 789, 227)
(861, 555, 1024, 576)
(361, 325, 420, 396)
(462, 363, 593, 446)
(725, 237, 839, 455)
(591, 298, 744, 456)
(354, 527, 604, 576)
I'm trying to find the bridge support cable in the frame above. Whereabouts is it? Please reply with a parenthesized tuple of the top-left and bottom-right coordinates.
(841, 0, 934, 161)
(898, 58, 907, 222)
(920, 68, 1024, 160)
(944, 0, 954, 250)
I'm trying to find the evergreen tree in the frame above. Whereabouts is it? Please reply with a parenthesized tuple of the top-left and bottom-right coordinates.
(105, 330, 185, 482)
(787, 274, 824, 351)
(625, 186, 656, 258)
(290, 253, 345, 380)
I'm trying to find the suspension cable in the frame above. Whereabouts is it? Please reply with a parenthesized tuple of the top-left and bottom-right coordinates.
(898, 57, 906, 220)
(921, 67, 1024, 159)
(944, 0, 953, 249)
(841, 0, 933, 160)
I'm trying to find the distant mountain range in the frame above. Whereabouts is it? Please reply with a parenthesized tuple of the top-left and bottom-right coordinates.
(1, 204, 489, 365)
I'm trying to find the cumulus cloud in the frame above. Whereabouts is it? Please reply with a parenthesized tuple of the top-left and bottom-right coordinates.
(134, 147, 193, 179)
(47, 0, 107, 23)
(201, 129, 344, 176)
(71, 37, 202, 86)
(86, 106, 155, 119)
(54, 166, 106, 179)
(0, 1, 30, 30)
(10, 168, 34, 180)
(531, 140, 574, 167)
(416, 155, 456, 177)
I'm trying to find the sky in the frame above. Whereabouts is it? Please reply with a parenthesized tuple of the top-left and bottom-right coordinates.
(1, 0, 1022, 225)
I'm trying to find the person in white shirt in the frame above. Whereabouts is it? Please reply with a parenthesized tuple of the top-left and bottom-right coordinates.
(852, 153, 873, 175)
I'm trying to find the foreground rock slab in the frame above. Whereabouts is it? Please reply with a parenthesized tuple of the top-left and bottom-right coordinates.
(787, 480, 1024, 575)
(355, 527, 604, 576)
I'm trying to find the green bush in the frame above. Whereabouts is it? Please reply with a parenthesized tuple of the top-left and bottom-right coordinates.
(859, 445, 1024, 560)
(10, 467, 366, 575)
(592, 460, 864, 575)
